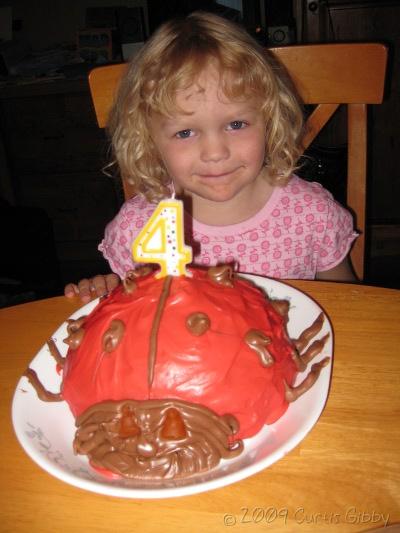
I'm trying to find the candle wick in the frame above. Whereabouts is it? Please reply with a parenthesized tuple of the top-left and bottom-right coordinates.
(171, 181, 176, 200)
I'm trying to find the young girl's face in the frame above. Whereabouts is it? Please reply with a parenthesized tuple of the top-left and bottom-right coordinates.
(149, 65, 268, 208)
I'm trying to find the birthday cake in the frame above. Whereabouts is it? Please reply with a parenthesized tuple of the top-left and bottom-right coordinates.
(25, 264, 329, 481)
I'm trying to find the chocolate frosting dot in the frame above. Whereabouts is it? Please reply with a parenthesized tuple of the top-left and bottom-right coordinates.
(123, 266, 153, 294)
(207, 265, 234, 287)
(102, 319, 126, 353)
(63, 328, 85, 349)
(245, 329, 274, 366)
(186, 312, 211, 336)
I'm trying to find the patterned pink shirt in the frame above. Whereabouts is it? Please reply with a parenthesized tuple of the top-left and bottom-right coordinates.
(99, 175, 357, 279)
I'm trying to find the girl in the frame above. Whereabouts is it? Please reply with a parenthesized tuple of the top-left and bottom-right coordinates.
(65, 11, 357, 302)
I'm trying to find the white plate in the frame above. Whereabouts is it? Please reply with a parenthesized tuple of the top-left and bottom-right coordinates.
(12, 274, 333, 499)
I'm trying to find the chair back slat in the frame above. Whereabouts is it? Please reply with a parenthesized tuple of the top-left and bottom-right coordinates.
(347, 103, 368, 279)
(89, 63, 126, 128)
(302, 103, 339, 149)
(270, 43, 387, 103)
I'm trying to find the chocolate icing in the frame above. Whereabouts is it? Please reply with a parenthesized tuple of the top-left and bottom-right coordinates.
(47, 338, 65, 367)
(284, 314, 330, 402)
(148, 276, 172, 387)
(288, 313, 328, 372)
(63, 317, 87, 349)
(285, 357, 330, 402)
(160, 408, 187, 439)
(186, 312, 211, 336)
(123, 266, 153, 293)
(118, 405, 141, 437)
(23, 368, 62, 402)
(73, 398, 243, 479)
(63, 328, 85, 349)
(102, 319, 125, 353)
(291, 348, 307, 372)
(294, 312, 324, 352)
(245, 330, 274, 366)
(66, 316, 86, 334)
(301, 334, 330, 364)
(207, 265, 234, 287)
(270, 299, 290, 320)
(122, 271, 137, 294)
(25, 265, 331, 481)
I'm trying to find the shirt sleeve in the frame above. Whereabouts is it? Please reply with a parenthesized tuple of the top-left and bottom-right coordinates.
(98, 197, 155, 277)
(316, 194, 358, 272)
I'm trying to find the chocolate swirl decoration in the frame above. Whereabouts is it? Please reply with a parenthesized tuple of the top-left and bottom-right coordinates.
(207, 265, 234, 287)
(186, 312, 211, 336)
(245, 329, 274, 366)
(73, 398, 243, 480)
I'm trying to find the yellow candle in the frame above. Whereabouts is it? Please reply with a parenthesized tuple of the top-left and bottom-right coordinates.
(132, 199, 192, 278)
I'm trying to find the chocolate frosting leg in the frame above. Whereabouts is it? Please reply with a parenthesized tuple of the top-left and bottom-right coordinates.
(284, 357, 330, 402)
(47, 338, 65, 367)
(23, 368, 62, 402)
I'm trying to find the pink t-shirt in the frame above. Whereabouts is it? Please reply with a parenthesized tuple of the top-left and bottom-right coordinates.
(99, 175, 357, 279)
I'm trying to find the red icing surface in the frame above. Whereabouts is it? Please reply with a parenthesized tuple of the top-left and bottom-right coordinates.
(89, 462, 122, 480)
(61, 269, 298, 439)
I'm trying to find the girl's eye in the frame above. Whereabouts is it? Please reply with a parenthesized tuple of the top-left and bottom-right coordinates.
(227, 120, 247, 130)
(175, 129, 193, 139)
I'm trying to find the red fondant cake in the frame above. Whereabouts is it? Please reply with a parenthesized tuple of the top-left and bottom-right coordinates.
(26, 265, 328, 480)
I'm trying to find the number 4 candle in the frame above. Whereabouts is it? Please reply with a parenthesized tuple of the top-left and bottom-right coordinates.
(132, 199, 192, 278)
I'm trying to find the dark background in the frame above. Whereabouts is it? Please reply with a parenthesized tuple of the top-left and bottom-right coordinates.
(0, 0, 399, 307)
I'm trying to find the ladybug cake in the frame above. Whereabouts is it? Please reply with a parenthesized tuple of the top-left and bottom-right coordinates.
(25, 265, 329, 480)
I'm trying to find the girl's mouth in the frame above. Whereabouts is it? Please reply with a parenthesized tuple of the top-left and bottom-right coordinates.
(198, 168, 238, 179)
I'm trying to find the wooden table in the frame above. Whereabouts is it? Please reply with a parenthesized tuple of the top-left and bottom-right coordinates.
(1, 281, 399, 532)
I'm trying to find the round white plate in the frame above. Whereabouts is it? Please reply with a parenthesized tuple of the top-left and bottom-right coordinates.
(12, 274, 333, 499)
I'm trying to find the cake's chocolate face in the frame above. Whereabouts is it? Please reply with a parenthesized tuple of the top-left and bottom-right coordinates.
(73, 399, 243, 480)
(24, 265, 329, 481)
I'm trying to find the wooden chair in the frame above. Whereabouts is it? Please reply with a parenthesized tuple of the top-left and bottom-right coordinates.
(88, 43, 387, 280)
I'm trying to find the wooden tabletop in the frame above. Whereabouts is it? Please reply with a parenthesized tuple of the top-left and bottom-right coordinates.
(1, 281, 399, 533)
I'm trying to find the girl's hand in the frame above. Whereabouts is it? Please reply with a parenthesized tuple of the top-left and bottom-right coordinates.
(64, 273, 120, 303)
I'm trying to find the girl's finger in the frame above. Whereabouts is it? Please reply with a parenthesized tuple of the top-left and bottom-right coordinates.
(64, 283, 78, 298)
(77, 278, 92, 302)
(91, 275, 108, 297)
(105, 273, 120, 291)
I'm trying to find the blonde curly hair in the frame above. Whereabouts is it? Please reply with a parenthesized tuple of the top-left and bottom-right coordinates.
(107, 11, 304, 202)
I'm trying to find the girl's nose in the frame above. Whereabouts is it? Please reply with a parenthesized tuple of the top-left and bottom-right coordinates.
(200, 134, 229, 163)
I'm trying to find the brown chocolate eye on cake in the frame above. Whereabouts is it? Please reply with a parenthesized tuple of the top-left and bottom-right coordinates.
(24, 265, 330, 481)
